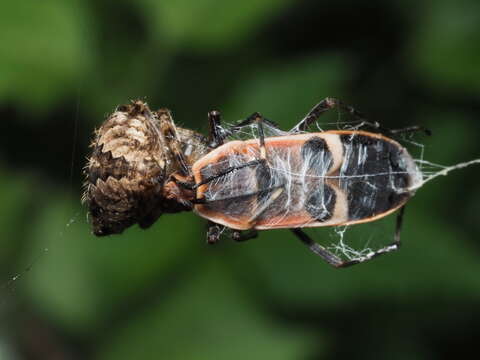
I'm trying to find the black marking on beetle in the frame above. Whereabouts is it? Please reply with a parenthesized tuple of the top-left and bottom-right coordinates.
(306, 184, 336, 222)
(301, 136, 333, 175)
(202, 195, 256, 218)
(199, 155, 231, 181)
(254, 162, 290, 222)
(255, 161, 274, 202)
(388, 149, 410, 189)
(201, 186, 283, 220)
(340, 134, 410, 220)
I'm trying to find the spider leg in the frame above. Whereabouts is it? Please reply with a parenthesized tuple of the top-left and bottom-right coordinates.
(160, 108, 282, 181)
(192, 113, 275, 190)
(191, 152, 281, 206)
(291, 206, 406, 268)
(157, 108, 191, 177)
(193, 159, 264, 189)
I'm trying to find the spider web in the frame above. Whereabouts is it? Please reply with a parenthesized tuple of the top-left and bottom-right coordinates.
(1, 85, 85, 297)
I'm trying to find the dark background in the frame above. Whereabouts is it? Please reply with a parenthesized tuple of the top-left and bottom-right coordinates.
(1, 0, 480, 359)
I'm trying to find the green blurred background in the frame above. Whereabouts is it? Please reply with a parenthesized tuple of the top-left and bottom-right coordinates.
(1, 0, 480, 359)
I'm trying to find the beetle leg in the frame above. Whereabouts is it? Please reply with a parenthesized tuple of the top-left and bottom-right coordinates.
(206, 221, 224, 244)
(231, 229, 258, 242)
(352, 121, 431, 136)
(290, 228, 347, 267)
(292, 97, 431, 136)
(388, 125, 432, 136)
(291, 97, 367, 132)
(208, 110, 226, 148)
(230, 112, 283, 134)
(291, 206, 406, 268)
(206, 222, 258, 243)
(393, 204, 405, 246)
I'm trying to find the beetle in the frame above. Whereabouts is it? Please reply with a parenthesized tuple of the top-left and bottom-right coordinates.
(83, 98, 429, 267)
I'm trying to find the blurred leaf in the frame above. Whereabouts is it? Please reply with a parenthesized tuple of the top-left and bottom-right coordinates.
(408, 0, 480, 92)
(0, 0, 93, 113)
(19, 195, 201, 334)
(224, 55, 350, 129)
(0, 337, 16, 360)
(415, 109, 475, 163)
(87, 211, 202, 308)
(81, 47, 174, 125)
(0, 168, 33, 267)
(139, 0, 292, 51)
(96, 258, 317, 360)
(17, 197, 98, 333)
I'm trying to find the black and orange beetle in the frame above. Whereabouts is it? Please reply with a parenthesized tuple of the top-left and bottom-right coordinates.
(83, 98, 430, 267)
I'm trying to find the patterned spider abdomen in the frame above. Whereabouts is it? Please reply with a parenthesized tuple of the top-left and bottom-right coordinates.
(192, 131, 422, 230)
(83, 101, 166, 236)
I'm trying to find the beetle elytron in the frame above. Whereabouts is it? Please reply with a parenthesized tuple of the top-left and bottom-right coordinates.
(83, 98, 429, 267)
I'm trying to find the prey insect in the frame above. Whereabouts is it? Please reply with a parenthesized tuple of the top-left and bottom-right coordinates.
(83, 98, 428, 268)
